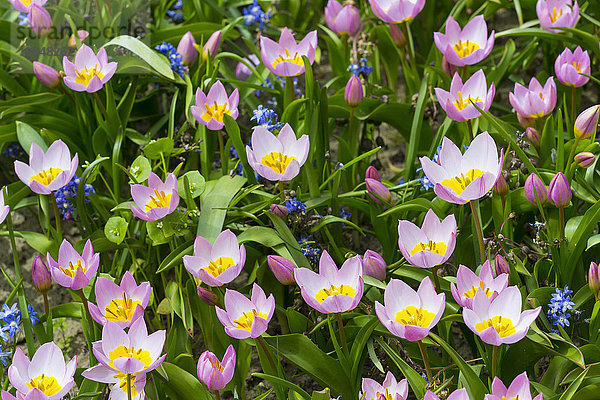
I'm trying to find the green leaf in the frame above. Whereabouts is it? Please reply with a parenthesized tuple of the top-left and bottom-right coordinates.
(16, 121, 47, 154)
(196, 175, 246, 241)
(224, 114, 256, 185)
(158, 362, 213, 400)
(375, 338, 427, 399)
(104, 35, 175, 80)
(177, 171, 205, 199)
(143, 137, 175, 159)
(104, 216, 128, 245)
(130, 155, 152, 183)
(253, 373, 311, 400)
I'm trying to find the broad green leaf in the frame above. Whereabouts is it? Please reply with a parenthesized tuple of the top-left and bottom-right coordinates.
(16, 121, 47, 153)
(104, 216, 128, 245)
(177, 171, 206, 198)
(104, 35, 175, 80)
(196, 175, 246, 241)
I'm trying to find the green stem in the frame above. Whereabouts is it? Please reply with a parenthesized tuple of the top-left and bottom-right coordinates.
(431, 265, 441, 293)
(566, 137, 580, 177)
(93, 92, 109, 121)
(218, 131, 226, 176)
(469, 201, 486, 263)
(278, 181, 286, 203)
(401, 22, 416, 71)
(285, 76, 294, 110)
(491, 345, 498, 379)
(336, 312, 349, 356)
(466, 119, 474, 142)
(417, 340, 433, 383)
(51, 194, 62, 238)
(215, 390, 221, 400)
(43, 292, 49, 318)
(79, 289, 94, 339)
(257, 336, 277, 373)
(571, 86, 577, 128)
(559, 206, 565, 240)
(126, 373, 132, 400)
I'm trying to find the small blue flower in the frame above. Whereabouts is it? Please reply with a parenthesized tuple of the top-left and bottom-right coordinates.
(1, 315, 21, 338)
(251, 105, 284, 131)
(340, 208, 352, 228)
(2, 142, 25, 159)
(547, 285, 576, 331)
(28, 305, 38, 326)
(0, 303, 19, 323)
(286, 197, 307, 214)
(53, 174, 95, 221)
(348, 63, 361, 76)
(243, 0, 270, 31)
(0, 345, 11, 366)
(155, 42, 188, 77)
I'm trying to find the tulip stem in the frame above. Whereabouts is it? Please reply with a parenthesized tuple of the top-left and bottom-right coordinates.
(257, 336, 277, 374)
(336, 312, 349, 356)
(43, 292, 49, 318)
(401, 22, 416, 72)
(218, 131, 226, 175)
(566, 137, 580, 177)
(431, 266, 441, 293)
(285, 77, 294, 110)
(469, 201, 486, 263)
(571, 86, 577, 128)
(559, 206, 565, 240)
(126, 373, 132, 400)
(78, 289, 94, 337)
(214, 390, 221, 400)
(278, 181, 286, 203)
(417, 340, 433, 384)
(93, 92, 109, 122)
(491, 345, 498, 379)
(51, 194, 62, 238)
(466, 119, 474, 142)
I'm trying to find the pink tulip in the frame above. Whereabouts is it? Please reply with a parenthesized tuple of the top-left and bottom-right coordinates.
(434, 16, 495, 67)
(435, 70, 495, 121)
(81, 367, 146, 400)
(509, 77, 557, 119)
(33, 61, 60, 88)
(14, 140, 78, 195)
(267, 255, 296, 285)
(574, 105, 600, 139)
(485, 371, 543, 400)
(294, 250, 364, 314)
(235, 54, 260, 81)
(325, 0, 361, 36)
(0, 188, 9, 225)
(215, 283, 275, 339)
(29, 4, 52, 36)
(68, 30, 89, 47)
(62, 44, 117, 92)
(589, 262, 600, 299)
(362, 250, 387, 281)
(260, 27, 317, 77)
(190, 81, 239, 131)
(369, 0, 425, 24)
(548, 172, 571, 207)
(32, 256, 52, 294)
(524, 173, 548, 206)
(361, 371, 408, 400)
(130, 172, 179, 221)
(345, 74, 364, 107)
(202, 30, 222, 60)
(46, 239, 99, 290)
(397, 209, 456, 269)
(574, 152, 595, 168)
(365, 178, 391, 203)
(555, 46, 590, 87)
(425, 389, 470, 400)
(178, 31, 198, 65)
(537, 0, 579, 33)
(450, 261, 509, 309)
(197, 345, 236, 390)
(375, 277, 445, 341)
(8, 0, 46, 12)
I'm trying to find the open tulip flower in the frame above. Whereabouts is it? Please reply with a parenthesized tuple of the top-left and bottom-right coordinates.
(81, 367, 146, 400)
(425, 389, 470, 400)
(435, 70, 495, 122)
(463, 286, 541, 346)
(8, 0, 46, 12)
(88, 271, 151, 328)
(369, 0, 426, 24)
(216, 283, 275, 339)
(325, 0, 361, 36)
(375, 277, 445, 341)
(130, 172, 179, 221)
(92, 317, 166, 374)
(183, 229, 246, 287)
(190, 81, 239, 131)
(62, 44, 117, 92)
(434, 16, 495, 67)
(47, 239, 99, 290)
(485, 371, 543, 400)
(397, 208, 457, 269)
(14, 140, 78, 195)
(8, 342, 76, 400)
(451, 261, 509, 309)
(537, 0, 579, 32)
(420, 132, 504, 204)
(260, 27, 317, 77)
(555, 46, 590, 87)
(509, 77, 557, 119)
(246, 123, 309, 182)
(197, 345, 236, 391)
(361, 371, 409, 400)
(0, 188, 9, 225)
(294, 250, 363, 314)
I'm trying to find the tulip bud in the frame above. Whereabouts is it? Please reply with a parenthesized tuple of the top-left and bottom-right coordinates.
(365, 178, 391, 203)
(389, 23, 405, 47)
(517, 112, 535, 129)
(365, 165, 381, 181)
(589, 262, 600, 300)
(345, 75, 363, 108)
(33, 62, 60, 89)
(32, 256, 52, 293)
(202, 30, 222, 60)
(177, 31, 198, 66)
(574, 152, 595, 168)
(548, 172, 572, 207)
(574, 105, 600, 139)
(270, 204, 288, 218)
(267, 255, 296, 285)
(525, 127, 540, 148)
(29, 4, 52, 36)
(524, 173, 547, 206)
(235, 54, 259, 81)
(362, 250, 386, 281)
(68, 30, 89, 47)
(494, 254, 510, 277)
(441, 55, 457, 77)
(494, 174, 508, 197)
(196, 286, 219, 306)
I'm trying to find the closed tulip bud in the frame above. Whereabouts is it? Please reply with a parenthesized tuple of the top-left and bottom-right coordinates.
(589, 262, 600, 300)
(197, 286, 219, 306)
(494, 174, 508, 197)
(389, 23, 405, 47)
(525, 127, 540, 148)
(362, 250, 386, 281)
(365, 165, 381, 181)
(177, 31, 198, 66)
(345, 75, 363, 107)
(270, 204, 288, 218)
(32, 256, 51, 293)
(197, 345, 235, 391)
(495, 254, 510, 277)
(574, 152, 595, 168)
(441, 55, 457, 77)
(29, 4, 52, 36)
(574, 105, 600, 139)
(68, 30, 89, 47)
(548, 172, 571, 207)
(33, 61, 60, 89)
(203, 30, 222, 60)
(267, 255, 296, 285)
(524, 173, 547, 206)
(365, 178, 391, 203)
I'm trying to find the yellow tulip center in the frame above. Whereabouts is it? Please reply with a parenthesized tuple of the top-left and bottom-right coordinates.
(105, 292, 142, 322)
(395, 306, 435, 327)
(203, 256, 236, 278)
(453, 40, 480, 58)
(21, 0, 33, 7)
(59, 259, 87, 278)
(108, 346, 153, 370)
(462, 281, 493, 299)
(233, 309, 268, 331)
(475, 315, 516, 337)
(502, 396, 521, 400)
(75, 65, 104, 86)
(410, 240, 448, 256)
(201, 101, 231, 123)
(261, 152, 297, 175)
(145, 189, 171, 211)
(376, 388, 394, 400)
(272, 48, 304, 68)
(571, 61, 582, 72)
(30, 168, 63, 186)
(549, 7, 563, 23)
(209, 357, 224, 372)
(454, 91, 483, 111)
(27, 375, 61, 396)
(440, 169, 485, 195)
(115, 372, 140, 397)
(315, 284, 356, 303)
